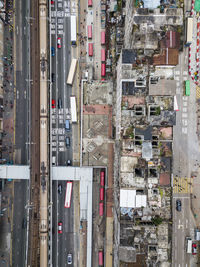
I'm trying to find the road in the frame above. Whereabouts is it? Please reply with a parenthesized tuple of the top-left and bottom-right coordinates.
(51, 0, 73, 166)
(50, 1, 76, 266)
(172, 2, 200, 265)
(12, 0, 30, 265)
(52, 180, 75, 267)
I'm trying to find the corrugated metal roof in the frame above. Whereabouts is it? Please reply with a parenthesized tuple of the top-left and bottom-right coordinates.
(153, 48, 179, 66)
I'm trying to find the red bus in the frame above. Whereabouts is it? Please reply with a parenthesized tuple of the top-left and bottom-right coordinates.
(100, 187, 104, 201)
(100, 171, 105, 186)
(101, 63, 106, 77)
(99, 202, 104, 216)
(88, 43, 93, 56)
(101, 49, 106, 62)
(98, 250, 103, 266)
(101, 31, 105, 45)
(87, 25, 92, 39)
(88, 0, 92, 7)
(64, 182, 73, 208)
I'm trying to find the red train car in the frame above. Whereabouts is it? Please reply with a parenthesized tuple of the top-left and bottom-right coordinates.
(100, 187, 104, 201)
(88, 0, 92, 7)
(101, 31, 105, 45)
(88, 43, 93, 56)
(101, 63, 106, 77)
(87, 25, 92, 39)
(101, 49, 106, 62)
(99, 202, 104, 216)
(98, 250, 103, 266)
(100, 171, 105, 186)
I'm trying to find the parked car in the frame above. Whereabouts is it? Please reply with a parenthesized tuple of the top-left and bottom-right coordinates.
(176, 199, 181, 212)
(57, 37, 62, 48)
(67, 253, 72, 264)
(58, 221, 62, 233)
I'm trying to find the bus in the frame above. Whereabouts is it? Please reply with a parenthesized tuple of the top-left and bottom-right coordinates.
(71, 15, 77, 46)
(186, 237, 192, 254)
(101, 31, 105, 45)
(185, 80, 190, 96)
(88, 43, 93, 56)
(70, 96, 77, 123)
(186, 17, 193, 45)
(64, 182, 73, 208)
(87, 25, 92, 39)
(67, 59, 77, 85)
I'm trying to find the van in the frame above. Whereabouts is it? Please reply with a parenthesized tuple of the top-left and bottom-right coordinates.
(58, 98, 62, 109)
(65, 120, 70, 131)
(65, 137, 70, 148)
(67, 253, 72, 264)
(52, 156, 56, 166)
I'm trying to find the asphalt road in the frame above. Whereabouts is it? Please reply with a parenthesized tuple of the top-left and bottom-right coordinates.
(51, 1, 72, 166)
(15, 0, 30, 165)
(12, 0, 30, 265)
(172, 11, 200, 266)
(52, 180, 74, 267)
(51, 1, 75, 266)
(12, 181, 28, 267)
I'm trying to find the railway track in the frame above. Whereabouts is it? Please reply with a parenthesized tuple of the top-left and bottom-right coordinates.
(27, 0, 41, 266)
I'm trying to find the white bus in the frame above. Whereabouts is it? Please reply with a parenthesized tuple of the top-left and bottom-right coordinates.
(186, 238, 192, 254)
(67, 59, 77, 85)
(64, 182, 73, 208)
(186, 17, 193, 45)
(70, 15, 77, 46)
(70, 96, 77, 123)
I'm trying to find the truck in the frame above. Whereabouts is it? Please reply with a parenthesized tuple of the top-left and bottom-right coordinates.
(70, 15, 77, 46)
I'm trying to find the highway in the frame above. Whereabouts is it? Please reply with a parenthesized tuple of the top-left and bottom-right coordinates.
(50, 1, 76, 266)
